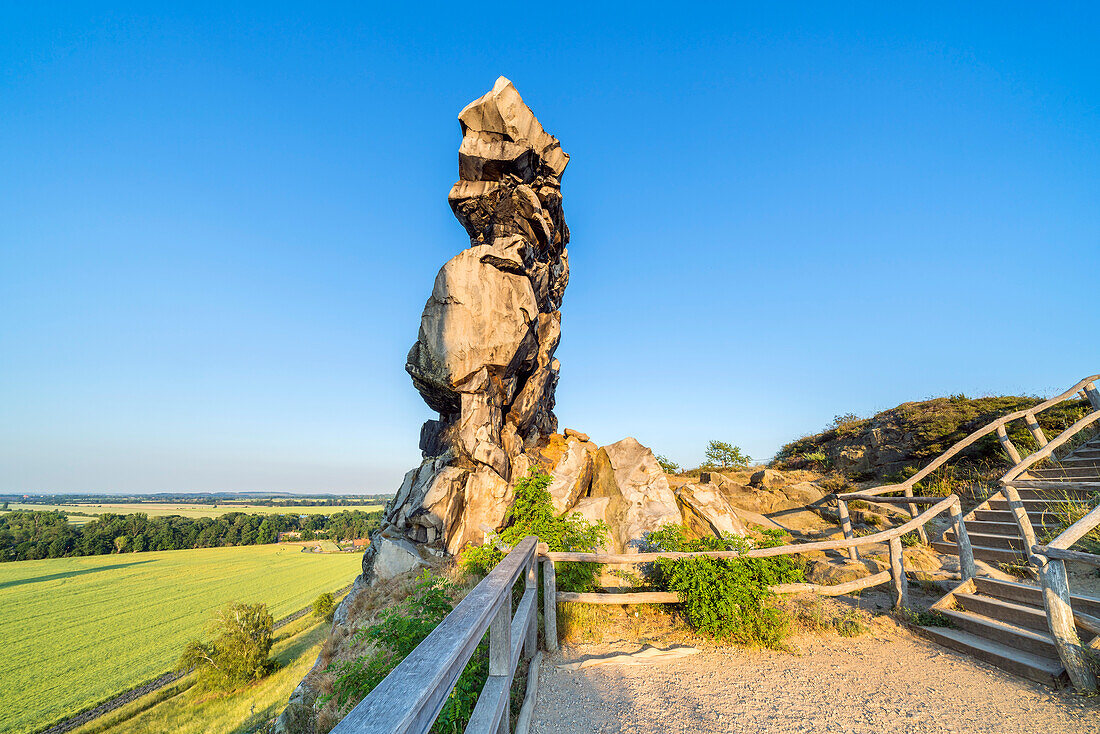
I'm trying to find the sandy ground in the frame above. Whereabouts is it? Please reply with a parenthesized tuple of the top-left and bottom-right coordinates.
(531, 629, 1100, 734)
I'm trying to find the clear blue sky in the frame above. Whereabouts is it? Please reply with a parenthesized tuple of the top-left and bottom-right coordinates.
(2, 3, 1098, 494)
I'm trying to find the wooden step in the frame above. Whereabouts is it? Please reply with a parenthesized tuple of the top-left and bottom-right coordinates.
(1012, 487, 1097, 500)
(1025, 468, 1100, 480)
(1056, 457, 1100, 466)
(975, 577, 1100, 618)
(1005, 480, 1100, 490)
(943, 531, 1023, 550)
(932, 540, 1023, 563)
(917, 626, 1066, 686)
(938, 608, 1060, 659)
(987, 498, 1089, 513)
(954, 593, 1050, 632)
(964, 520, 1061, 536)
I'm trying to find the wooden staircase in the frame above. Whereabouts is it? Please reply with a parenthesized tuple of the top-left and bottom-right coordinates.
(921, 576, 1100, 686)
(924, 433, 1100, 686)
(932, 435, 1100, 565)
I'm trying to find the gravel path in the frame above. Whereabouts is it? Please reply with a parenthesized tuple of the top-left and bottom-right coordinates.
(531, 630, 1100, 734)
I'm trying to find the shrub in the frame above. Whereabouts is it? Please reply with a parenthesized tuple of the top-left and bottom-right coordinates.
(322, 572, 486, 732)
(313, 592, 336, 622)
(655, 454, 681, 474)
(702, 441, 752, 470)
(177, 602, 275, 691)
(461, 468, 608, 593)
(641, 526, 804, 647)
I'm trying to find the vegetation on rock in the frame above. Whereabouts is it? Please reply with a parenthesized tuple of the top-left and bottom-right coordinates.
(641, 525, 804, 647)
(462, 468, 608, 592)
(323, 572, 487, 733)
(773, 395, 1091, 487)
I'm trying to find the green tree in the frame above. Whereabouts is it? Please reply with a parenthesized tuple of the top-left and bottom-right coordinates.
(312, 592, 336, 622)
(702, 440, 751, 469)
(177, 602, 275, 691)
(655, 454, 680, 474)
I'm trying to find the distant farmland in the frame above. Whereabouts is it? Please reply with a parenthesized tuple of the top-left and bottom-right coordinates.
(0, 545, 363, 734)
(9, 501, 383, 525)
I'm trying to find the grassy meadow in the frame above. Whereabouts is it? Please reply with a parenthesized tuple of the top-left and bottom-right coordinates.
(0, 545, 362, 734)
(70, 613, 331, 734)
(8, 502, 383, 524)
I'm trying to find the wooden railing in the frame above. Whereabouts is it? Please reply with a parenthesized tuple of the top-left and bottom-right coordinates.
(835, 374, 1100, 550)
(330, 535, 543, 734)
(1009, 492, 1100, 693)
(543, 495, 970, 619)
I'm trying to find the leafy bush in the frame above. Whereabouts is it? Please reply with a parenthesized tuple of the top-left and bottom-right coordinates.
(323, 572, 487, 732)
(655, 454, 681, 474)
(312, 592, 335, 622)
(461, 469, 608, 593)
(177, 602, 275, 691)
(641, 525, 804, 647)
(702, 441, 752, 470)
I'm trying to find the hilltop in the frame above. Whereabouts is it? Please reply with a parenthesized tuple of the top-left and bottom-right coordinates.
(772, 394, 1091, 483)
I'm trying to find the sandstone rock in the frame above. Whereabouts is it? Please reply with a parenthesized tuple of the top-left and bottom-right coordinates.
(568, 496, 611, 525)
(373, 535, 429, 581)
(564, 428, 590, 443)
(374, 77, 572, 564)
(590, 438, 681, 552)
(749, 468, 784, 488)
(676, 483, 746, 538)
(545, 437, 595, 514)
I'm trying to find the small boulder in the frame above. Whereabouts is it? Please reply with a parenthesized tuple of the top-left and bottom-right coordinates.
(564, 428, 590, 443)
(373, 536, 429, 581)
(749, 468, 784, 488)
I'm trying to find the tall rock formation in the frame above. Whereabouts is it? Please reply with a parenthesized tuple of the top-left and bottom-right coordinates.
(374, 77, 571, 561)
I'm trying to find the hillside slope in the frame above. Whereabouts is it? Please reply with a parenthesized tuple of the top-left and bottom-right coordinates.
(773, 394, 1091, 481)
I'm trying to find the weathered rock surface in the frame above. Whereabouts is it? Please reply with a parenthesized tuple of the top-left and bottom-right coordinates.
(591, 438, 681, 552)
(676, 483, 746, 538)
(367, 76, 572, 568)
(372, 535, 429, 581)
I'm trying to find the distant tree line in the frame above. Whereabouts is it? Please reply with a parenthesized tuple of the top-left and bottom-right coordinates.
(2, 493, 392, 507)
(0, 509, 383, 562)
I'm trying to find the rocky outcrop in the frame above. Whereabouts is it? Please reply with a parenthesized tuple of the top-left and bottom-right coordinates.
(365, 77, 572, 571)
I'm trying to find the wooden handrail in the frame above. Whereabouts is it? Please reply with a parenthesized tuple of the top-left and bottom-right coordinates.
(544, 496, 958, 564)
(330, 536, 540, 734)
(837, 374, 1100, 500)
(1045, 503, 1100, 551)
(1000, 410, 1100, 483)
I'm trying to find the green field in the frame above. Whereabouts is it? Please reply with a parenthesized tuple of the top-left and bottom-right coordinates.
(8, 502, 383, 523)
(0, 545, 363, 734)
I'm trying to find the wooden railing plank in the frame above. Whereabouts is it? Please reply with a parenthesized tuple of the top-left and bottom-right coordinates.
(331, 536, 537, 734)
(545, 497, 956, 564)
(1046, 504, 1100, 551)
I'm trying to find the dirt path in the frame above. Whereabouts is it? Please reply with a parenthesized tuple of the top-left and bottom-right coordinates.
(531, 630, 1100, 734)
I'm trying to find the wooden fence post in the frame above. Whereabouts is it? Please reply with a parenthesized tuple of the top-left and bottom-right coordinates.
(1037, 555, 1098, 693)
(837, 499, 859, 561)
(489, 592, 511, 734)
(1002, 484, 1038, 555)
(1024, 413, 1048, 448)
(996, 424, 1024, 465)
(1085, 381, 1100, 411)
(542, 559, 558, 653)
(889, 536, 909, 611)
(949, 498, 976, 581)
(525, 554, 537, 658)
(902, 485, 928, 545)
